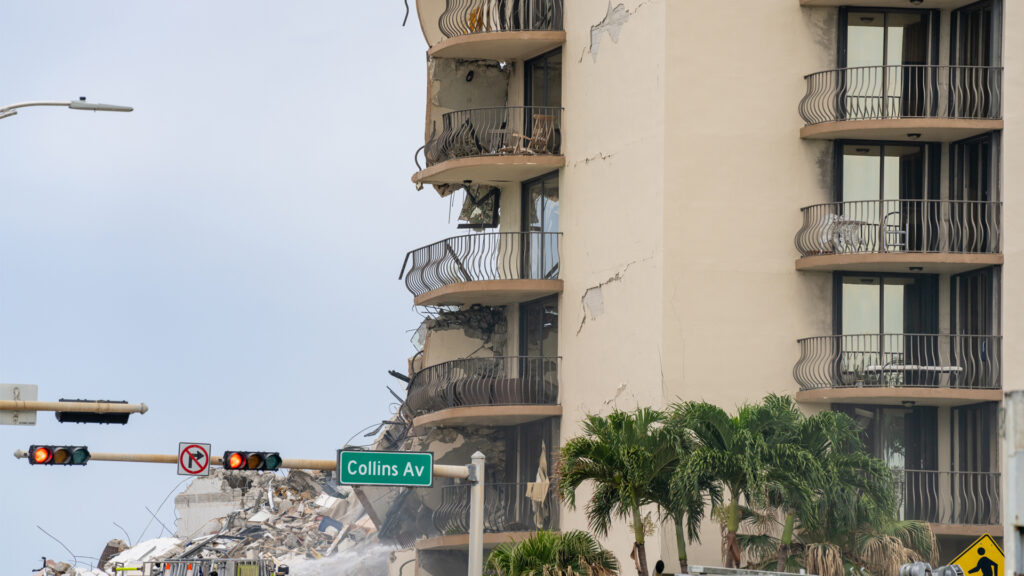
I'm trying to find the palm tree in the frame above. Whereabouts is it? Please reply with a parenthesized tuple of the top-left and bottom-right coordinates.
(659, 416, 723, 574)
(749, 405, 937, 576)
(485, 530, 619, 576)
(745, 394, 822, 572)
(667, 400, 773, 568)
(558, 408, 676, 576)
(793, 411, 937, 576)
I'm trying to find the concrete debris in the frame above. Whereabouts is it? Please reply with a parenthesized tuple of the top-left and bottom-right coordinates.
(47, 469, 388, 576)
(97, 539, 128, 569)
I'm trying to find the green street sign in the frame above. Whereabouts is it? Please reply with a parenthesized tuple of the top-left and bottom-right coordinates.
(338, 450, 433, 487)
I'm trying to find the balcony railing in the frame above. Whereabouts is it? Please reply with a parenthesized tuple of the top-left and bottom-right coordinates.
(438, 0, 564, 38)
(895, 470, 1001, 526)
(794, 334, 1001, 391)
(406, 356, 559, 416)
(422, 106, 562, 167)
(795, 200, 1002, 257)
(400, 232, 561, 298)
(433, 481, 556, 535)
(799, 65, 1002, 125)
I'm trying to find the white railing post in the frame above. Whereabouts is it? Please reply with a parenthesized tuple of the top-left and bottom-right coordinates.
(469, 451, 486, 576)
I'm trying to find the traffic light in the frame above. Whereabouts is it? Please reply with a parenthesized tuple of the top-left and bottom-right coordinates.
(55, 398, 131, 425)
(28, 445, 90, 465)
(223, 451, 281, 471)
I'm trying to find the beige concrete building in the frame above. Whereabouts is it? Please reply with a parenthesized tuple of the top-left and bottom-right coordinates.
(369, 0, 1021, 573)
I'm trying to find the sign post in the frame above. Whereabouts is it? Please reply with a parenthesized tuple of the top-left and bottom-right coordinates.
(338, 449, 485, 576)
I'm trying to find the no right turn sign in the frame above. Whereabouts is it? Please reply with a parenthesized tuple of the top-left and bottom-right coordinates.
(178, 442, 211, 477)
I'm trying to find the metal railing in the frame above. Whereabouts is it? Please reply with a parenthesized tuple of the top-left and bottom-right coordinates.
(115, 558, 276, 576)
(794, 334, 1001, 391)
(433, 481, 557, 534)
(438, 0, 563, 37)
(799, 65, 1002, 125)
(795, 200, 1002, 256)
(895, 470, 1001, 526)
(424, 106, 562, 166)
(406, 356, 559, 416)
(400, 232, 561, 297)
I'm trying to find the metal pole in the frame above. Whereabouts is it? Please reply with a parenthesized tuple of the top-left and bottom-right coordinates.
(0, 400, 148, 415)
(13, 450, 337, 471)
(468, 451, 485, 576)
(0, 99, 133, 120)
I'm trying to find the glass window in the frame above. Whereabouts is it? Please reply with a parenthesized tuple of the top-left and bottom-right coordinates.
(952, 0, 995, 67)
(838, 404, 937, 470)
(844, 10, 932, 67)
(840, 275, 934, 335)
(522, 172, 559, 280)
(526, 49, 562, 108)
(520, 296, 558, 358)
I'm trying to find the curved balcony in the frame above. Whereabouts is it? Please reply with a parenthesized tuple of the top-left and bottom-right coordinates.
(399, 232, 562, 306)
(795, 200, 1003, 273)
(794, 334, 1002, 405)
(418, 482, 556, 550)
(800, 0, 982, 8)
(799, 65, 1002, 141)
(407, 356, 560, 429)
(428, 0, 565, 60)
(413, 106, 564, 186)
(895, 470, 1001, 535)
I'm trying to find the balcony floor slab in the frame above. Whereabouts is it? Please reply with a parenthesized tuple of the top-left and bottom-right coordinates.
(796, 252, 1003, 274)
(800, 119, 1002, 142)
(796, 387, 1003, 407)
(412, 404, 562, 431)
(930, 523, 1003, 538)
(801, 0, 983, 8)
(429, 31, 565, 61)
(414, 279, 563, 307)
(413, 155, 565, 186)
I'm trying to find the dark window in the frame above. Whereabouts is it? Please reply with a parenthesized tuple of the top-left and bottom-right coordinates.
(520, 295, 558, 359)
(521, 172, 559, 280)
(525, 49, 561, 108)
(834, 142, 939, 251)
(951, 0, 999, 67)
(837, 404, 937, 470)
(835, 273, 938, 335)
(951, 268, 998, 336)
(840, 8, 937, 68)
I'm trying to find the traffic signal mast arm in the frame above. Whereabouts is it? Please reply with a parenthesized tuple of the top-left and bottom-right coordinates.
(0, 400, 148, 415)
(15, 450, 475, 477)
(13, 450, 336, 471)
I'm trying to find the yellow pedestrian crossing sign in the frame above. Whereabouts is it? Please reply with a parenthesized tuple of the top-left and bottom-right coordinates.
(950, 534, 1003, 576)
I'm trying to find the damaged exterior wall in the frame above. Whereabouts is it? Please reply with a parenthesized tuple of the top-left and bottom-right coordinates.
(558, 0, 838, 568)
(406, 0, 1020, 571)
(426, 58, 510, 142)
(174, 473, 253, 538)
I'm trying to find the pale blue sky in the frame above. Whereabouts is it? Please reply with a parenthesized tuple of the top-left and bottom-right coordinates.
(0, 2, 450, 572)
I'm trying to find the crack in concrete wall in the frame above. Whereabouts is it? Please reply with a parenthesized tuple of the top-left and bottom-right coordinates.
(576, 256, 653, 335)
(573, 151, 614, 167)
(580, 0, 659, 63)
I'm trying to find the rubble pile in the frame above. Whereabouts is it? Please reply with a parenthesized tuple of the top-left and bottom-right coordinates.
(166, 469, 374, 561)
(35, 469, 389, 575)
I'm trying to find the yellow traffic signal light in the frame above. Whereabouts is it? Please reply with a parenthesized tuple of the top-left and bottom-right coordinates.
(223, 451, 281, 471)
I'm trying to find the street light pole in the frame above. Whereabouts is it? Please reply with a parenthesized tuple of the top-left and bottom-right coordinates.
(0, 97, 133, 120)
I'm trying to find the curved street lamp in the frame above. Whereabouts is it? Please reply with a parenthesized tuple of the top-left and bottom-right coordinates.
(0, 96, 133, 120)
